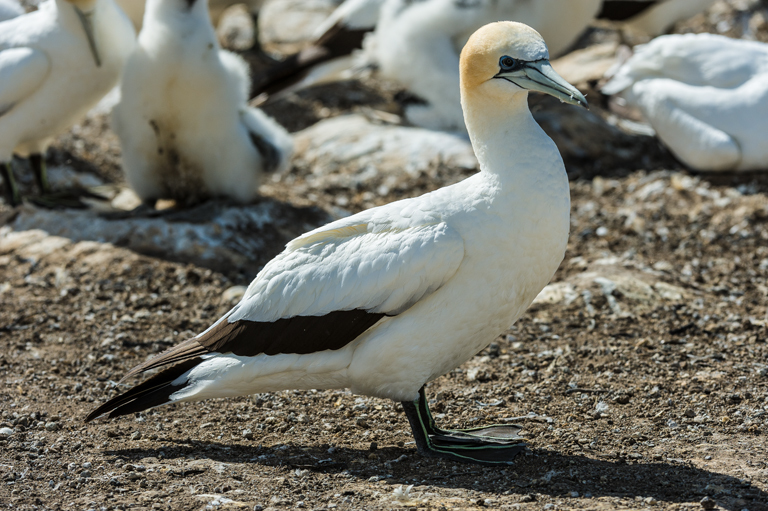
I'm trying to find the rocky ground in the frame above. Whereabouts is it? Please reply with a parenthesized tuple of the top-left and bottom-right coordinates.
(2, 1, 768, 510)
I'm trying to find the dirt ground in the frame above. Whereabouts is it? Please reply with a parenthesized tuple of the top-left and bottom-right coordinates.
(2, 1, 768, 510)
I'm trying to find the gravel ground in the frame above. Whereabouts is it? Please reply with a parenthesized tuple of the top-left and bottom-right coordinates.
(2, 1, 768, 510)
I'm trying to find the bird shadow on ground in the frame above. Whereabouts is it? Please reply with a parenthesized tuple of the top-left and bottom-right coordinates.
(108, 441, 767, 510)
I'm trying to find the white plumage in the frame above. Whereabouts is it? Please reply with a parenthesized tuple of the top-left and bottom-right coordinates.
(0, 0, 23, 22)
(603, 33, 768, 172)
(112, 0, 293, 205)
(90, 21, 588, 464)
(0, 0, 135, 203)
(366, 0, 602, 131)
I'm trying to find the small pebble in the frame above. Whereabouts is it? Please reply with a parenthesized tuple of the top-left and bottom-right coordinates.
(700, 496, 716, 510)
(45, 422, 60, 432)
(130, 431, 142, 441)
(0, 427, 13, 437)
(570, 491, 579, 497)
(242, 429, 254, 440)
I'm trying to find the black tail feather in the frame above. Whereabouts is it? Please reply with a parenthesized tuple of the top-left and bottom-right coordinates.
(85, 358, 202, 422)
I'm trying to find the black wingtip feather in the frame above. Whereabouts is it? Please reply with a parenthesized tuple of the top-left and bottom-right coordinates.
(85, 358, 203, 422)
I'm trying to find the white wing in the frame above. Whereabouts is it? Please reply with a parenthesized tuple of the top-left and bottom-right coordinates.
(231, 209, 465, 322)
(0, 47, 50, 117)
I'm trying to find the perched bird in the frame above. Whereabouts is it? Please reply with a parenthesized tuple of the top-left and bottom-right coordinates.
(88, 21, 587, 465)
(0, 0, 136, 206)
(112, 0, 293, 206)
(0, 0, 23, 22)
(366, 0, 601, 131)
(602, 33, 768, 171)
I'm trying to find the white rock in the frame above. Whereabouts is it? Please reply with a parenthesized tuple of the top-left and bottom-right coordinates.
(0, 427, 13, 436)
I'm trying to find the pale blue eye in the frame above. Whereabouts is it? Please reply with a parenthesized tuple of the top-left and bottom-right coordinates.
(499, 56, 517, 70)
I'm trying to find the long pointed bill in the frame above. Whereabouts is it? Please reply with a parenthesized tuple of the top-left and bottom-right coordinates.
(74, 7, 102, 67)
(498, 60, 588, 109)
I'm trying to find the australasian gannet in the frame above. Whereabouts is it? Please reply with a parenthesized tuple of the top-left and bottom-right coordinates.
(112, 0, 293, 206)
(368, 0, 601, 131)
(0, 0, 136, 206)
(603, 33, 768, 171)
(87, 21, 587, 465)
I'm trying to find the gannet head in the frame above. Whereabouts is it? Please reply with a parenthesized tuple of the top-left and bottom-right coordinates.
(460, 22, 588, 109)
(65, 0, 101, 67)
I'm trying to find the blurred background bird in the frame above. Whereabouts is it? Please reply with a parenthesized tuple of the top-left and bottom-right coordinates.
(112, 0, 293, 209)
(0, 0, 23, 21)
(0, 0, 136, 206)
(602, 32, 768, 171)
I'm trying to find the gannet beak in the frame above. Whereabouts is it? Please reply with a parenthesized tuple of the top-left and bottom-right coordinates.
(497, 60, 588, 109)
(73, 6, 102, 67)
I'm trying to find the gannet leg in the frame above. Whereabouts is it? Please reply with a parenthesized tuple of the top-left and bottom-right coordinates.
(401, 387, 526, 465)
(1, 161, 21, 206)
(29, 153, 49, 194)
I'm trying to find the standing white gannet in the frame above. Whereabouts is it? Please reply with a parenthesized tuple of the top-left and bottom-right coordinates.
(368, 0, 601, 131)
(112, 0, 293, 206)
(602, 33, 768, 172)
(0, 0, 135, 206)
(88, 21, 587, 464)
(0, 0, 23, 22)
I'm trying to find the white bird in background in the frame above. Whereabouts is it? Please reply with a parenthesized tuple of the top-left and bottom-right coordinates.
(112, 0, 293, 206)
(0, 0, 136, 206)
(602, 33, 768, 172)
(115, 0, 264, 30)
(88, 21, 587, 465)
(252, 0, 717, 105)
(0, 0, 23, 22)
(367, 0, 602, 131)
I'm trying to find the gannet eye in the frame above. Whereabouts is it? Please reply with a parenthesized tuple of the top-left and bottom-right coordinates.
(499, 56, 518, 71)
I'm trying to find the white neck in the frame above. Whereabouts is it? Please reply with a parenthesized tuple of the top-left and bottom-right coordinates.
(460, 86, 570, 219)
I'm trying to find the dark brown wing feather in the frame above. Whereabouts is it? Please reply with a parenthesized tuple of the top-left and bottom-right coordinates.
(85, 357, 203, 422)
(122, 310, 386, 382)
(249, 22, 371, 99)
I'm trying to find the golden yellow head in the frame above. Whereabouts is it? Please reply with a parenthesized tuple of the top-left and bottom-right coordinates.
(460, 22, 587, 109)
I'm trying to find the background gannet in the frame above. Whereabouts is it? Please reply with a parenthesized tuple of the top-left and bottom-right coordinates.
(112, 0, 293, 206)
(602, 33, 768, 172)
(0, 0, 136, 206)
(0, 0, 23, 21)
(367, 0, 602, 131)
(88, 21, 587, 465)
